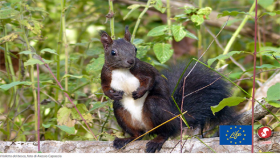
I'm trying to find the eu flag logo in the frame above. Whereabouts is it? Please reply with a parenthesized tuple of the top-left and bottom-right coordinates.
(220, 125, 252, 145)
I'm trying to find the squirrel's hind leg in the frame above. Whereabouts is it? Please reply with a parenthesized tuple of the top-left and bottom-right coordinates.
(143, 95, 180, 153)
(146, 135, 168, 153)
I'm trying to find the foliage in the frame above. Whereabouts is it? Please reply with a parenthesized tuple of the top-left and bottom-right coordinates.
(0, 0, 280, 145)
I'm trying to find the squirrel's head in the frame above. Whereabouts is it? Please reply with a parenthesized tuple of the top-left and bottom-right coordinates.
(100, 26, 137, 69)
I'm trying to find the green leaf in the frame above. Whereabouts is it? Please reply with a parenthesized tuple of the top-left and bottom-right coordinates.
(197, 7, 212, 16)
(86, 47, 103, 56)
(70, 53, 82, 61)
(154, 0, 166, 13)
(184, 7, 197, 14)
(185, 30, 198, 40)
(42, 123, 52, 128)
(86, 54, 104, 74)
(56, 125, 76, 135)
(71, 104, 93, 123)
(26, 7, 49, 14)
(41, 48, 57, 55)
(62, 74, 85, 80)
(217, 11, 247, 18)
(0, 8, 19, 19)
(0, 128, 8, 136)
(19, 20, 42, 35)
(258, 0, 274, 9)
(91, 38, 100, 42)
(133, 39, 144, 45)
(153, 43, 173, 64)
(211, 97, 246, 115)
(191, 14, 204, 25)
(172, 24, 186, 42)
(207, 51, 243, 66)
(57, 107, 75, 127)
(136, 46, 150, 59)
(260, 46, 280, 54)
(24, 58, 53, 67)
(268, 100, 280, 108)
(0, 81, 32, 91)
(44, 131, 56, 140)
(266, 83, 280, 102)
(124, 4, 141, 20)
(19, 51, 35, 55)
(147, 25, 168, 37)
(246, 64, 280, 72)
(89, 102, 109, 112)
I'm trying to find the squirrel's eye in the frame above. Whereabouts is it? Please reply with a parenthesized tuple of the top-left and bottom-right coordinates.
(111, 50, 116, 56)
(135, 47, 137, 52)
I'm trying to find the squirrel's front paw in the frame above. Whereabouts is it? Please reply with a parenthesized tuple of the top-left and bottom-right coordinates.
(132, 90, 144, 100)
(110, 90, 124, 100)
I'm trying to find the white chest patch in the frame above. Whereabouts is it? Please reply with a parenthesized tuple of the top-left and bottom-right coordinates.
(110, 69, 148, 127)
(111, 69, 140, 95)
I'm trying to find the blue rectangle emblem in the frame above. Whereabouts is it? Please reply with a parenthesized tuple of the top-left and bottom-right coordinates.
(220, 125, 252, 145)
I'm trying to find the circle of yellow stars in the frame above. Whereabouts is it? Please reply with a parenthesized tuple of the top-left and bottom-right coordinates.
(225, 126, 246, 144)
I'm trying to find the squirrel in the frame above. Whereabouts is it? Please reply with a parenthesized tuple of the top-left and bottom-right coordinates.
(100, 26, 236, 153)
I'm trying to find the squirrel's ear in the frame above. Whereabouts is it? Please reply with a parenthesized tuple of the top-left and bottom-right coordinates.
(124, 26, 131, 42)
(100, 31, 113, 50)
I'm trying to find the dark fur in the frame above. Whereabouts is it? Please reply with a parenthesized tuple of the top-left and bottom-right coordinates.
(162, 63, 235, 136)
(100, 27, 236, 153)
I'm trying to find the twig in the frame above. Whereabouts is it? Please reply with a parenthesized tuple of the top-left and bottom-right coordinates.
(204, 25, 246, 72)
(55, 0, 66, 115)
(183, 76, 222, 99)
(108, 0, 115, 39)
(19, 1, 38, 143)
(131, 0, 152, 42)
(272, 55, 280, 65)
(36, 63, 40, 152)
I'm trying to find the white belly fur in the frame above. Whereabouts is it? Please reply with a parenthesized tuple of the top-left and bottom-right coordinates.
(110, 69, 148, 125)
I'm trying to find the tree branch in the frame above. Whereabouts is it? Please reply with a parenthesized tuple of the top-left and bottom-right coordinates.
(1, 133, 280, 153)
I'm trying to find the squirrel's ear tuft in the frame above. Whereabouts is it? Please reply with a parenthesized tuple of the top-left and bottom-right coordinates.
(124, 26, 131, 42)
(100, 30, 113, 50)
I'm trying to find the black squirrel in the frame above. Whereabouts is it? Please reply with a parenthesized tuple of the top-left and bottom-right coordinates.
(100, 26, 236, 153)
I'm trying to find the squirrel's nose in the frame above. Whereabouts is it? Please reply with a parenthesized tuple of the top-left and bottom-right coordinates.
(127, 59, 134, 65)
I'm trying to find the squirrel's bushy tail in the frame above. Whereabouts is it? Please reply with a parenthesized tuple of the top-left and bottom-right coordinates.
(162, 62, 237, 136)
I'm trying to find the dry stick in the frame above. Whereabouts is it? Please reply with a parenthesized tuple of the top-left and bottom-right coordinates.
(36, 55, 98, 141)
(36, 63, 40, 152)
(204, 25, 246, 72)
(251, 0, 258, 153)
(272, 55, 280, 65)
(183, 76, 223, 99)
(170, 140, 182, 153)
(204, 25, 248, 87)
